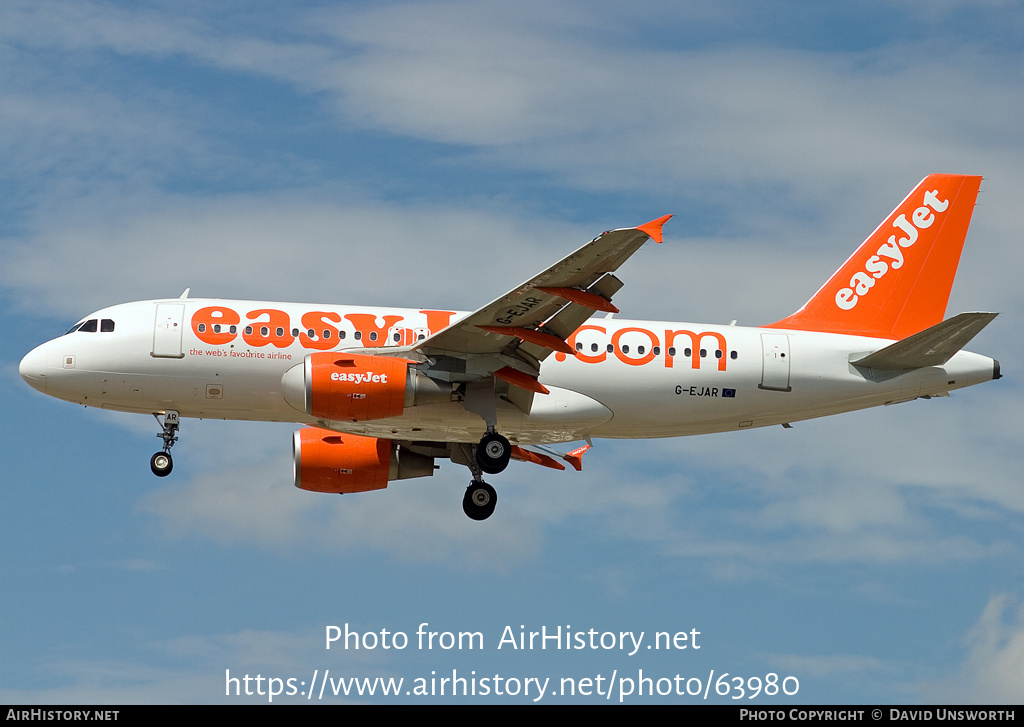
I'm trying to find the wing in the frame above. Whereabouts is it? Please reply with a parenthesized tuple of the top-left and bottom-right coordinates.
(409, 215, 671, 396)
(349, 215, 670, 415)
(416, 215, 670, 358)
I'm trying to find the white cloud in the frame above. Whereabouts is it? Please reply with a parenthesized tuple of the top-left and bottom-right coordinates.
(1, 192, 583, 318)
(3, 1, 1021, 328)
(922, 594, 1024, 704)
(296, 3, 1024, 204)
(6, 1, 1024, 204)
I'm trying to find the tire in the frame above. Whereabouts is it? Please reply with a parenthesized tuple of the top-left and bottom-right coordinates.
(476, 432, 511, 475)
(463, 482, 497, 520)
(151, 451, 173, 477)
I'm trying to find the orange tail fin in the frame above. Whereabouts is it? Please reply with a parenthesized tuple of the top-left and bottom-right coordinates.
(767, 174, 982, 339)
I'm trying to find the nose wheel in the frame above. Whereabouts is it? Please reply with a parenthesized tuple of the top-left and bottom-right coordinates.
(150, 451, 173, 477)
(150, 410, 179, 477)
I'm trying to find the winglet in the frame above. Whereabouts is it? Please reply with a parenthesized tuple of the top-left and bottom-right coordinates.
(636, 214, 673, 244)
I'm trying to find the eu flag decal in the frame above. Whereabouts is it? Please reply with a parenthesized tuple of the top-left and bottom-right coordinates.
(723, 388, 736, 398)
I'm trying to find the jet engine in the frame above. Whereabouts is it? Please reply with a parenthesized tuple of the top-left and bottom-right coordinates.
(282, 351, 450, 422)
(292, 427, 435, 494)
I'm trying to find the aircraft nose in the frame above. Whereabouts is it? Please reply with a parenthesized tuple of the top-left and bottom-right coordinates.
(19, 345, 47, 394)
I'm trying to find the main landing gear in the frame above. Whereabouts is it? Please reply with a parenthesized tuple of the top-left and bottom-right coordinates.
(150, 410, 179, 477)
(459, 430, 510, 521)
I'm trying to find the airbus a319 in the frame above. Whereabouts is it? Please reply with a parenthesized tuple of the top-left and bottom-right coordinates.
(20, 174, 1000, 520)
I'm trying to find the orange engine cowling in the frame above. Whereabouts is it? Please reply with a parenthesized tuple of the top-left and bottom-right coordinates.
(282, 351, 451, 422)
(292, 427, 435, 494)
(302, 351, 409, 421)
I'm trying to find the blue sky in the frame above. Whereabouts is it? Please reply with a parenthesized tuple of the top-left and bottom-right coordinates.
(2, 0, 1023, 704)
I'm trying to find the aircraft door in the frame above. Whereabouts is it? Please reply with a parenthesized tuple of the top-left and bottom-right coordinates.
(759, 333, 791, 391)
(152, 304, 185, 359)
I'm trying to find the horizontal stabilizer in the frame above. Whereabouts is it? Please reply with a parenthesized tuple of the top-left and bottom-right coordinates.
(850, 312, 997, 371)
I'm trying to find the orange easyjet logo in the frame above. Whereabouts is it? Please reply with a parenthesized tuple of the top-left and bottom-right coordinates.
(190, 307, 456, 350)
(835, 188, 949, 311)
(555, 324, 731, 371)
(190, 307, 730, 372)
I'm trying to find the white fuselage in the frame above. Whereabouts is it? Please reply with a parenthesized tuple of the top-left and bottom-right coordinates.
(20, 297, 998, 445)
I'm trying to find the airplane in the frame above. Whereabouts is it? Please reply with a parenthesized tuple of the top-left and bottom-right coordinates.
(19, 174, 1000, 521)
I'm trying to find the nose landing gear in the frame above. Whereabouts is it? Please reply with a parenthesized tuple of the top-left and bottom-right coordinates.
(150, 410, 179, 477)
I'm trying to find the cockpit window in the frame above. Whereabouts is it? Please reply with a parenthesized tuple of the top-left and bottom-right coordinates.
(64, 318, 115, 334)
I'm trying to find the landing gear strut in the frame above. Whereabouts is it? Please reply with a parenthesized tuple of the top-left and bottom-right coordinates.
(456, 440, 501, 521)
(150, 410, 179, 477)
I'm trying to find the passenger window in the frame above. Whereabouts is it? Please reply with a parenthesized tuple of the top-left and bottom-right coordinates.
(369, 332, 377, 342)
